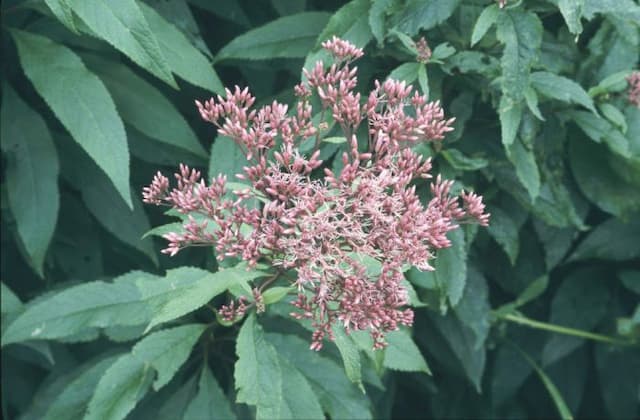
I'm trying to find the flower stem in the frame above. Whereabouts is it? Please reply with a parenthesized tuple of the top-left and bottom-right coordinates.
(497, 312, 634, 347)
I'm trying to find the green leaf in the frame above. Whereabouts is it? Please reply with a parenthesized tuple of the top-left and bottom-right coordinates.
(499, 96, 522, 147)
(417, 63, 429, 97)
(68, 0, 176, 87)
(85, 57, 207, 157)
(303, 0, 372, 75)
(496, 276, 549, 315)
(57, 135, 156, 265)
(0, 84, 59, 276)
(431, 42, 456, 61)
(262, 286, 293, 305)
(145, 266, 266, 331)
(369, 0, 394, 46)
(217, 12, 330, 61)
(133, 324, 206, 390)
(512, 343, 574, 420)
(453, 266, 490, 350)
(235, 313, 283, 419)
(10, 30, 132, 207)
(384, 329, 431, 374)
(441, 149, 488, 171)
(496, 9, 543, 102)
(266, 332, 372, 419)
(588, 70, 632, 97)
(568, 110, 630, 158)
(1, 267, 258, 345)
(184, 365, 236, 420)
(506, 138, 541, 201)
(332, 325, 363, 388)
(435, 228, 467, 306)
(542, 267, 610, 366)
(524, 86, 545, 120)
(139, 2, 223, 93)
(471, 4, 498, 46)
(598, 103, 627, 134)
(276, 357, 325, 419)
(556, 0, 585, 35)
(569, 218, 640, 262)
(569, 137, 640, 217)
(44, 355, 120, 420)
(142, 222, 183, 239)
(322, 136, 348, 144)
(209, 136, 246, 180)
(619, 270, 640, 295)
(394, 0, 462, 36)
(44, 0, 78, 33)
(85, 354, 154, 420)
(531, 71, 596, 114)
(1, 283, 22, 317)
(595, 344, 640, 419)
(387, 62, 420, 84)
(487, 206, 519, 264)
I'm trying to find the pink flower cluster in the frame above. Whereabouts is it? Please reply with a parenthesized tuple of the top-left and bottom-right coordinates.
(627, 71, 640, 107)
(143, 37, 489, 350)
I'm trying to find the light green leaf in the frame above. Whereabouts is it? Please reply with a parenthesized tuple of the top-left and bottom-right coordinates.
(303, 0, 372, 76)
(588, 70, 632, 97)
(598, 103, 627, 134)
(417, 63, 429, 97)
(85, 354, 154, 420)
(531, 71, 596, 113)
(132, 324, 206, 390)
(209, 136, 246, 180)
(435, 228, 467, 306)
(266, 332, 372, 419)
(217, 12, 330, 61)
(184, 365, 236, 420)
(68, 0, 176, 87)
(569, 110, 630, 157)
(145, 266, 266, 331)
(487, 206, 519, 264)
(556, 0, 584, 35)
(235, 314, 283, 419)
(262, 287, 293, 305)
(369, 0, 394, 46)
(542, 267, 610, 366)
(499, 96, 522, 147)
(44, 0, 78, 33)
(431, 42, 456, 61)
(10, 30, 132, 207)
(441, 149, 488, 171)
(506, 138, 541, 201)
(387, 62, 420, 84)
(44, 355, 120, 420)
(384, 329, 431, 374)
(139, 2, 223, 93)
(1, 283, 22, 316)
(524, 86, 545, 120)
(496, 9, 543, 102)
(277, 357, 325, 420)
(1, 267, 258, 345)
(1, 84, 59, 276)
(142, 222, 183, 239)
(471, 4, 498, 46)
(332, 325, 363, 388)
(569, 218, 640, 262)
(395, 0, 462, 35)
(322, 136, 347, 144)
(85, 57, 206, 157)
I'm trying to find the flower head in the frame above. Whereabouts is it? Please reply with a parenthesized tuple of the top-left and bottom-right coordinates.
(144, 37, 489, 350)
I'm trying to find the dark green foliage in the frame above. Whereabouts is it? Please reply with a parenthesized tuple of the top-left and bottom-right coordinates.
(1, 1, 639, 419)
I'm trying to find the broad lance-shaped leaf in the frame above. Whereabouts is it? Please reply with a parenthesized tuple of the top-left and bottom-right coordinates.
(139, 2, 224, 94)
(332, 325, 364, 389)
(1, 267, 262, 345)
(68, 0, 176, 87)
(436, 228, 467, 306)
(303, 0, 372, 77)
(43, 354, 121, 420)
(394, 0, 462, 35)
(0, 84, 59, 276)
(383, 329, 431, 374)
(217, 12, 331, 61)
(86, 324, 205, 420)
(56, 135, 156, 265)
(496, 9, 542, 102)
(530, 71, 596, 114)
(568, 110, 630, 158)
(184, 365, 236, 420)
(487, 206, 520, 264)
(569, 218, 640, 262)
(542, 267, 610, 366)
(235, 313, 283, 419)
(44, 0, 78, 33)
(84, 56, 207, 157)
(10, 30, 132, 208)
(471, 4, 499, 46)
(507, 137, 541, 201)
(555, 0, 584, 35)
(453, 266, 491, 351)
(266, 332, 373, 419)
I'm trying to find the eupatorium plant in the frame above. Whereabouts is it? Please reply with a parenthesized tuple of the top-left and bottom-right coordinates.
(143, 37, 489, 350)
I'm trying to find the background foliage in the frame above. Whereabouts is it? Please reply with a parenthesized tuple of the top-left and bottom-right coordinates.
(1, 0, 639, 419)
